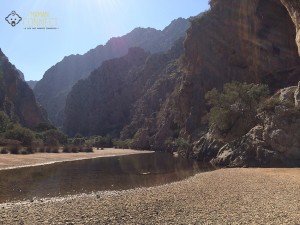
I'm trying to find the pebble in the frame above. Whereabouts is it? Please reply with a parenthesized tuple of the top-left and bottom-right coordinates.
(0, 168, 299, 224)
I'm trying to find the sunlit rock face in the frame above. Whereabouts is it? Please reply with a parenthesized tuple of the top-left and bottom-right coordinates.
(281, 0, 300, 55)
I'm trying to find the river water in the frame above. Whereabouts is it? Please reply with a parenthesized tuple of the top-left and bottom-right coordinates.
(0, 152, 213, 203)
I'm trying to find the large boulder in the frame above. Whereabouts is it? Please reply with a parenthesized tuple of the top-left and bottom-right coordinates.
(295, 81, 300, 108)
(198, 84, 300, 167)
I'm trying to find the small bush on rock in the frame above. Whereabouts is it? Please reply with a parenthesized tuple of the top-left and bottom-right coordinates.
(0, 148, 8, 154)
(206, 82, 269, 139)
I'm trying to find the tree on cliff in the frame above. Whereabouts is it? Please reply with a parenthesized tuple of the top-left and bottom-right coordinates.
(205, 82, 269, 140)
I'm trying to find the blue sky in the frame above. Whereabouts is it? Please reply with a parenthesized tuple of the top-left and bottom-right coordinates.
(0, 0, 209, 81)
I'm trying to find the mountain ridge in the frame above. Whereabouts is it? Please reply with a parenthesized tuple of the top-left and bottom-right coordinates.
(0, 49, 47, 128)
(64, 0, 300, 167)
(34, 17, 190, 127)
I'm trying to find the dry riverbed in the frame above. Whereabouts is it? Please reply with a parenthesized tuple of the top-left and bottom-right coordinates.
(0, 167, 299, 224)
(0, 148, 152, 170)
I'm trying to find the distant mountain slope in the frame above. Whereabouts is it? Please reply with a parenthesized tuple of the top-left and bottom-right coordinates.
(26, 80, 38, 89)
(34, 18, 190, 127)
(0, 49, 47, 128)
(64, 48, 150, 136)
(16, 69, 24, 80)
(64, 39, 184, 138)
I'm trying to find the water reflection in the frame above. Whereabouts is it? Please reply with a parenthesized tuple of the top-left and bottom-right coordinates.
(0, 152, 213, 203)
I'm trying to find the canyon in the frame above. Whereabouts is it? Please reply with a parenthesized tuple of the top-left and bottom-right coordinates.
(64, 0, 300, 167)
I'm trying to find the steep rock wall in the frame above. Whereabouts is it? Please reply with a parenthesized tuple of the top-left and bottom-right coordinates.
(0, 49, 47, 128)
(180, 0, 300, 139)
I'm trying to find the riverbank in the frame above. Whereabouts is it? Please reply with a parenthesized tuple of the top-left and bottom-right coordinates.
(0, 148, 152, 170)
(1, 168, 299, 224)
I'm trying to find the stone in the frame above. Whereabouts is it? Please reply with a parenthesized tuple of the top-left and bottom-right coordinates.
(294, 81, 300, 108)
(279, 86, 297, 103)
(206, 85, 300, 167)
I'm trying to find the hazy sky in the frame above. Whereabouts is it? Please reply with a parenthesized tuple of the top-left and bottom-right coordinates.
(1, 0, 209, 81)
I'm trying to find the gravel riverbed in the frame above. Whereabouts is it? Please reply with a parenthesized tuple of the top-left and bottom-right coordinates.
(0, 168, 299, 224)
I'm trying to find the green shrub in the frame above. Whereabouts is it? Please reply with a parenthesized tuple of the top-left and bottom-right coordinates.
(0, 111, 10, 133)
(35, 123, 57, 132)
(93, 135, 113, 148)
(73, 138, 85, 146)
(206, 82, 269, 135)
(4, 125, 35, 146)
(40, 129, 68, 146)
(260, 97, 295, 111)
(20, 149, 29, 155)
(85, 146, 93, 153)
(79, 146, 93, 153)
(112, 139, 132, 149)
(0, 148, 8, 154)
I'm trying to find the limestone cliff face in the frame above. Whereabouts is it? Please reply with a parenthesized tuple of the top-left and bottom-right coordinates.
(65, 0, 300, 167)
(0, 49, 47, 128)
(64, 40, 185, 140)
(281, 0, 300, 55)
(34, 18, 190, 127)
(180, 0, 300, 139)
(26, 80, 38, 89)
(64, 48, 150, 136)
(120, 39, 185, 150)
(195, 85, 300, 167)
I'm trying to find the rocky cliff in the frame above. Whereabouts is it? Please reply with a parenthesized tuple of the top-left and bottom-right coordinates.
(64, 39, 184, 138)
(193, 84, 300, 167)
(184, 0, 300, 167)
(281, 0, 300, 55)
(34, 18, 190, 127)
(0, 49, 47, 128)
(26, 80, 38, 89)
(64, 48, 149, 136)
(64, 0, 300, 167)
(180, 0, 300, 139)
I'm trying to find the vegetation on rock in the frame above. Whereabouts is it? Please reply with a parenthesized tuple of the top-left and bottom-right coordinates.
(205, 82, 269, 140)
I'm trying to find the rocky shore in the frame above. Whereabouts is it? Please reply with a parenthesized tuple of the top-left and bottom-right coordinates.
(1, 168, 299, 224)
